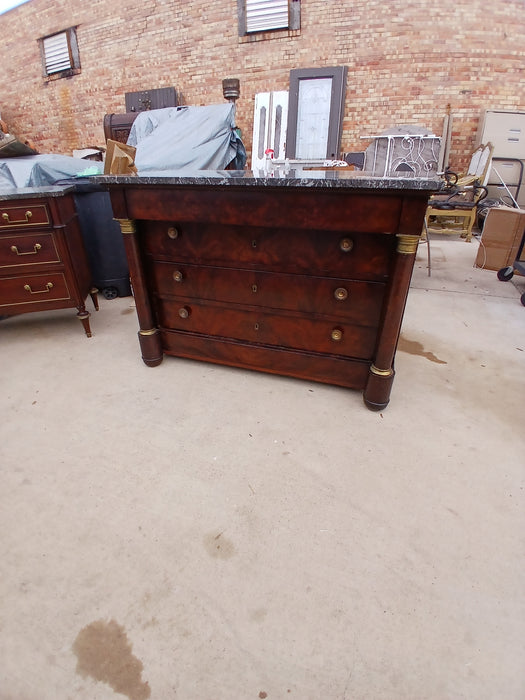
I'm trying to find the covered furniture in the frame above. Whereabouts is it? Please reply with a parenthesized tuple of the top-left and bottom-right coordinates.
(126, 104, 246, 171)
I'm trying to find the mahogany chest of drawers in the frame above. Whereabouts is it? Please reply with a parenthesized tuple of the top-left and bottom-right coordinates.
(0, 187, 97, 336)
(98, 172, 440, 409)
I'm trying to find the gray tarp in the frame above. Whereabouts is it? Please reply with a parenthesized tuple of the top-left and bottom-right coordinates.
(0, 154, 102, 189)
(127, 103, 246, 171)
(0, 161, 17, 187)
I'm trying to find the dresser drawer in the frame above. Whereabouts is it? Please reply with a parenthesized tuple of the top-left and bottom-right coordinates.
(155, 299, 377, 360)
(0, 232, 60, 268)
(149, 261, 385, 327)
(141, 222, 393, 281)
(0, 203, 50, 229)
(0, 272, 70, 307)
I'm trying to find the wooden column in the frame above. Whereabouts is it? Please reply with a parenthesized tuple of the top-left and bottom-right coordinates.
(363, 233, 419, 410)
(116, 218, 163, 367)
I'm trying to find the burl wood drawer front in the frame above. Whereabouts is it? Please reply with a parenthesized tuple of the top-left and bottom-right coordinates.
(0, 232, 60, 268)
(141, 222, 393, 282)
(149, 261, 385, 327)
(0, 272, 70, 307)
(155, 299, 378, 360)
(0, 204, 50, 229)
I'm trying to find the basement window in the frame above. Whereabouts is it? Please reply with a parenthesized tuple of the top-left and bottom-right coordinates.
(40, 27, 81, 80)
(238, 0, 300, 35)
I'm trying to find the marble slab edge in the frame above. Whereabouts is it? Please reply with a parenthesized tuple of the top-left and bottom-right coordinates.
(0, 185, 76, 200)
(91, 171, 444, 192)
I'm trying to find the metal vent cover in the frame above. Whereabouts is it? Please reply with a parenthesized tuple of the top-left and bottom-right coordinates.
(246, 0, 288, 33)
(43, 32, 71, 74)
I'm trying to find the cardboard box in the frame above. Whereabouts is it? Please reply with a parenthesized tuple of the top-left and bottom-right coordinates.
(474, 205, 525, 272)
(104, 139, 137, 175)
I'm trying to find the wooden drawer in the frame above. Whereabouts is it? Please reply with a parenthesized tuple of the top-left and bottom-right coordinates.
(140, 222, 393, 282)
(149, 261, 385, 327)
(160, 330, 372, 390)
(154, 298, 377, 360)
(0, 203, 50, 229)
(0, 232, 60, 268)
(0, 272, 71, 307)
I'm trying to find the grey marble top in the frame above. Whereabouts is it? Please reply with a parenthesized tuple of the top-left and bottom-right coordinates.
(92, 169, 444, 192)
(0, 185, 75, 201)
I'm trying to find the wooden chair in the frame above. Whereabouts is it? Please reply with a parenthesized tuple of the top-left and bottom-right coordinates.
(423, 142, 494, 243)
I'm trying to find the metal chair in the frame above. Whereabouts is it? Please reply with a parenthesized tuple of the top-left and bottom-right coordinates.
(423, 142, 494, 243)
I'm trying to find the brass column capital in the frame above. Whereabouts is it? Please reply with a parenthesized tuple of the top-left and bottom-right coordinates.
(396, 234, 419, 255)
(116, 218, 136, 234)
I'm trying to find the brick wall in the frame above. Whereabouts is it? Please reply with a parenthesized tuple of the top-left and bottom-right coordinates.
(0, 0, 523, 172)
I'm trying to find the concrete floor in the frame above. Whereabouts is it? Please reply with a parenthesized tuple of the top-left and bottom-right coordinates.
(1, 235, 524, 700)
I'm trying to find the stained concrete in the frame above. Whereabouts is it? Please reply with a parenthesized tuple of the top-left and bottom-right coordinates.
(1, 235, 524, 700)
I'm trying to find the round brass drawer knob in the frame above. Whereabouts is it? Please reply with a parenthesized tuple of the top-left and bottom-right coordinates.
(178, 306, 190, 319)
(173, 270, 183, 282)
(339, 237, 353, 253)
(331, 328, 343, 341)
(167, 226, 179, 239)
(334, 287, 348, 301)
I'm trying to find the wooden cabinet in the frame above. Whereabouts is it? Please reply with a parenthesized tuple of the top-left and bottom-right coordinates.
(99, 172, 440, 409)
(0, 187, 98, 336)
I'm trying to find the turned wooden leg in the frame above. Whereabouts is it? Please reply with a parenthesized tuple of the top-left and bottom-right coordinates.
(90, 287, 99, 311)
(77, 308, 92, 337)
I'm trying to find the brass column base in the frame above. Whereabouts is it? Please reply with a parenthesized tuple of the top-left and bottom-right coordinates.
(138, 328, 163, 367)
(363, 365, 395, 411)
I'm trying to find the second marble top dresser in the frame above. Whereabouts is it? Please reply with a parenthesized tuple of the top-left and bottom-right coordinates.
(0, 186, 98, 336)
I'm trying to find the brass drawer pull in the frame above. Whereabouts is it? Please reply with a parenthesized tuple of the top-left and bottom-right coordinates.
(24, 281, 53, 294)
(167, 226, 179, 239)
(2, 210, 33, 224)
(178, 306, 190, 319)
(331, 328, 343, 341)
(334, 287, 348, 301)
(11, 243, 42, 256)
(173, 270, 183, 282)
(252, 284, 258, 293)
(339, 237, 353, 253)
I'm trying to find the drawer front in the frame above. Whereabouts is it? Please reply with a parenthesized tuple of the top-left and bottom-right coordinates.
(141, 222, 393, 282)
(154, 299, 377, 360)
(0, 272, 71, 307)
(0, 232, 60, 268)
(0, 204, 50, 229)
(149, 261, 385, 327)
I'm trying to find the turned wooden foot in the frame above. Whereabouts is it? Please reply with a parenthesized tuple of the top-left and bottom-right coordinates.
(90, 288, 99, 311)
(77, 309, 92, 337)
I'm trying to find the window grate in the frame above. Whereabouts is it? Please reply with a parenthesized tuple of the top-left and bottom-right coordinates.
(43, 32, 71, 74)
(246, 0, 288, 33)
